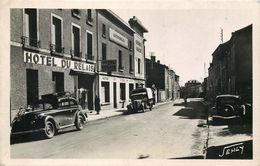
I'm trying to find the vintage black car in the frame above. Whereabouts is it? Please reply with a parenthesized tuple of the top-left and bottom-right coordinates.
(125, 88, 154, 114)
(211, 94, 252, 124)
(11, 92, 88, 139)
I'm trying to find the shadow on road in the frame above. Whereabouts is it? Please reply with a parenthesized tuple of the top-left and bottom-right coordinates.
(173, 102, 186, 106)
(169, 155, 204, 159)
(216, 124, 252, 137)
(11, 128, 79, 145)
(173, 101, 208, 120)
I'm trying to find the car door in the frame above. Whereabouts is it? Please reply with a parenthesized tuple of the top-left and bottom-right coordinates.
(56, 99, 75, 127)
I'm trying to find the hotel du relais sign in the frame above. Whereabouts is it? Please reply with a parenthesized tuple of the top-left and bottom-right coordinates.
(24, 51, 95, 74)
(109, 28, 128, 48)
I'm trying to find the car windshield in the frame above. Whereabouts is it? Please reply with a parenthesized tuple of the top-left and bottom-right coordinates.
(218, 97, 237, 105)
(131, 93, 146, 100)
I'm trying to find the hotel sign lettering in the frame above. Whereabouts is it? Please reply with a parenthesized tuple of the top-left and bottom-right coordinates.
(109, 28, 128, 48)
(24, 51, 95, 73)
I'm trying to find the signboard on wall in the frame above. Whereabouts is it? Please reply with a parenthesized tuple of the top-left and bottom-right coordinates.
(101, 60, 117, 72)
(109, 28, 128, 48)
(24, 51, 95, 73)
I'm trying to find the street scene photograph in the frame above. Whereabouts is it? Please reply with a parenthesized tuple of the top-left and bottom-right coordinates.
(4, 2, 257, 163)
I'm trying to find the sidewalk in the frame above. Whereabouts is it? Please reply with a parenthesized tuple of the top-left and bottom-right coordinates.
(201, 100, 253, 159)
(84, 100, 174, 122)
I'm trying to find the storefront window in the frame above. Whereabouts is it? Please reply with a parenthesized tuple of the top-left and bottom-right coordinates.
(120, 83, 126, 100)
(129, 83, 134, 98)
(101, 82, 110, 102)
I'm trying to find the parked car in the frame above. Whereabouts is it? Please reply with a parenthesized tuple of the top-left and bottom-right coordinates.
(11, 92, 88, 139)
(125, 88, 154, 114)
(211, 94, 252, 124)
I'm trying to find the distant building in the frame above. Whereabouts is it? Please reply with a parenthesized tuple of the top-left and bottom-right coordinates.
(207, 24, 252, 103)
(174, 74, 181, 100)
(183, 80, 202, 98)
(145, 55, 179, 102)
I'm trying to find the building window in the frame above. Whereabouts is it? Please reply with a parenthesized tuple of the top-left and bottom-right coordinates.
(51, 14, 63, 54)
(71, 24, 81, 58)
(86, 31, 93, 60)
(71, 9, 81, 19)
(129, 54, 133, 73)
(118, 50, 123, 71)
(52, 72, 64, 93)
(129, 83, 134, 98)
(102, 43, 107, 60)
(23, 9, 39, 48)
(129, 40, 132, 51)
(138, 58, 141, 74)
(120, 83, 126, 100)
(86, 9, 93, 24)
(101, 82, 110, 103)
(102, 24, 106, 37)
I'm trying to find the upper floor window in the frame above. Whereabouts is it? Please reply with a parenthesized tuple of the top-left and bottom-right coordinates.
(102, 43, 107, 60)
(129, 40, 132, 51)
(138, 58, 141, 74)
(129, 54, 133, 73)
(118, 50, 123, 71)
(51, 14, 63, 54)
(86, 9, 93, 24)
(71, 9, 81, 19)
(71, 24, 81, 58)
(23, 9, 39, 48)
(86, 31, 93, 60)
(102, 24, 106, 37)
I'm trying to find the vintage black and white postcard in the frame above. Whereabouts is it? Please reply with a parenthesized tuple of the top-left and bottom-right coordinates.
(1, 0, 259, 166)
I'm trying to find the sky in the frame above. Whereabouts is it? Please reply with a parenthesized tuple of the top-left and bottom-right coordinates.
(113, 8, 255, 86)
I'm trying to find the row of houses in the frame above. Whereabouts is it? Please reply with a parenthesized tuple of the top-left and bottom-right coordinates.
(10, 9, 180, 115)
(180, 80, 203, 98)
(146, 54, 180, 102)
(204, 24, 252, 103)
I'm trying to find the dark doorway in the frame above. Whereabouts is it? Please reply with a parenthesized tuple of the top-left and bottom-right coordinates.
(113, 82, 117, 108)
(52, 72, 64, 93)
(78, 75, 94, 110)
(26, 69, 38, 106)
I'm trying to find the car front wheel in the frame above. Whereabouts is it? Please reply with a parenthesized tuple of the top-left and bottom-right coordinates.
(44, 121, 55, 139)
(76, 115, 84, 130)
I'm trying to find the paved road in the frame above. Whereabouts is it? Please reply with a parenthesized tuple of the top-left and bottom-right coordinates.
(11, 98, 209, 159)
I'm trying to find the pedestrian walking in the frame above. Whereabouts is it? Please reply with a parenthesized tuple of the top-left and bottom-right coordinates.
(94, 95, 101, 114)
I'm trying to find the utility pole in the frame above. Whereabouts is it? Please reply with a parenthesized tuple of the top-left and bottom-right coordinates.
(220, 27, 223, 44)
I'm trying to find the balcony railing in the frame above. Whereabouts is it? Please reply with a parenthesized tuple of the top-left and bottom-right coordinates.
(50, 44, 64, 55)
(70, 49, 82, 59)
(86, 17, 94, 25)
(86, 54, 94, 60)
(71, 9, 81, 19)
(21, 36, 40, 48)
(119, 66, 124, 72)
(129, 68, 134, 74)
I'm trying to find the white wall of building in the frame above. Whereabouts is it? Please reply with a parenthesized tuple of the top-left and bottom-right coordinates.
(134, 33, 145, 80)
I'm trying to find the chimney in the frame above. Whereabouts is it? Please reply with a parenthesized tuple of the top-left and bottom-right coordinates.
(157, 60, 160, 64)
(150, 52, 156, 62)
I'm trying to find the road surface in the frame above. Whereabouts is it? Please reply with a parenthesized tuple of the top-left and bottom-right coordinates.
(11, 98, 209, 159)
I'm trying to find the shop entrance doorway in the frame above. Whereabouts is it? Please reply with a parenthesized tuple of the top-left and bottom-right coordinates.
(78, 75, 94, 110)
(26, 69, 38, 106)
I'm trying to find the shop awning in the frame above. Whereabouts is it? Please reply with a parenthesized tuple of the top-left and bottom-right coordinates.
(70, 69, 96, 76)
